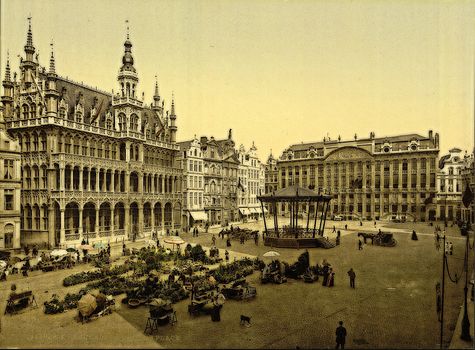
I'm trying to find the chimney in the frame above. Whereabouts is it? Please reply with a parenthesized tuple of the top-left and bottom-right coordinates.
(200, 136, 208, 144)
(429, 130, 433, 139)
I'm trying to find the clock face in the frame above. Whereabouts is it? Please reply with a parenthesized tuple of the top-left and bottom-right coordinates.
(410, 144, 417, 151)
(383, 146, 390, 153)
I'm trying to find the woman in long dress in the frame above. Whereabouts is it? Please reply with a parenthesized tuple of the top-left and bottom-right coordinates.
(328, 272, 335, 287)
(326, 268, 333, 287)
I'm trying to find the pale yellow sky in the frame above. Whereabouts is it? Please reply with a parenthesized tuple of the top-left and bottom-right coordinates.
(1, 0, 474, 161)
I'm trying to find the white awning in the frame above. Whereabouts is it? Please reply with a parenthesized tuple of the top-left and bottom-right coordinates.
(249, 208, 258, 214)
(189, 211, 208, 221)
(239, 208, 251, 215)
(262, 207, 268, 213)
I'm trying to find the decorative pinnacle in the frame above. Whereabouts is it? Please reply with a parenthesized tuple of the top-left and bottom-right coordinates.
(4, 50, 11, 81)
(154, 75, 160, 98)
(125, 19, 129, 40)
(170, 92, 176, 116)
(26, 16, 33, 47)
(49, 40, 56, 74)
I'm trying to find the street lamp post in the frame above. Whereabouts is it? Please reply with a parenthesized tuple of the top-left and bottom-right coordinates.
(460, 226, 471, 341)
(440, 234, 446, 349)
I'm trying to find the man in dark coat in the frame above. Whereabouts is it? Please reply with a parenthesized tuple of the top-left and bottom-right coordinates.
(322, 265, 329, 286)
(335, 321, 347, 349)
(347, 268, 356, 288)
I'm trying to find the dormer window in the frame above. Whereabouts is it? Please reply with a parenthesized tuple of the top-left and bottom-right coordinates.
(75, 111, 82, 123)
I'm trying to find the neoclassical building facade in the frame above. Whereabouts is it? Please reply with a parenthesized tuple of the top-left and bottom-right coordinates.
(436, 148, 467, 221)
(1, 21, 182, 247)
(275, 131, 439, 222)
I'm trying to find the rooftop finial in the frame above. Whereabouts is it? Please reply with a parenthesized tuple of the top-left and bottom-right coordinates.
(154, 74, 160, 98)
(170, 92, 176, 116)
(26, 15, 34, 47)
(4, 50, 11, 81)
(49, 40, 56, 74)
(125, 19, 129, 40)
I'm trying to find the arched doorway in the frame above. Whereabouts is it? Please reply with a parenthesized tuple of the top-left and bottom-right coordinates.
(65, 202, 79, 238)
(164, 202, 172, 228)
(99, 202, 111, 233)
(143, 202, 151, 229)
(54, 202, 61, 246)
(130, 202, 139, 239)
(154, 202, 162, 231)
(114, 203, 125, 231)
(173, 202, 181, 230)
(83, 202, 96, 236)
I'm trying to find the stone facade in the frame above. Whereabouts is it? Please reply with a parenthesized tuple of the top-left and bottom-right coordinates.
(436, 148, 466, 221)
(1, 21, 182, 247)
(178, 137, 205, 230)
(273, 131, 439, 222)
(237, 142, 265, 220)
(264, 152, 278, 214)
(0, 104, 21, 249)
(460, 152, 474, 225)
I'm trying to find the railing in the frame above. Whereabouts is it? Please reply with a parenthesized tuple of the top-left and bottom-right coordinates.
(8, 117, 178, 151)
(65, 234, 80, 241)
(115, 229, 125, 236)
(99, 229, 112, 237)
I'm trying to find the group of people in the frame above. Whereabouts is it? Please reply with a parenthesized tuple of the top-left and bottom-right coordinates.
(321, 263, 335, 287)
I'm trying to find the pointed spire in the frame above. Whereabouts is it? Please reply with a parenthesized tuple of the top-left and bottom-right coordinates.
(120, 19, 135, 73)
(153, 75, 160, 101)
(4, 51, 11, 82)
(49, 40, 56, 74)
(27, 16, 33, 46)
(24, 16, 35, 54)
(170, 92, 176, 116)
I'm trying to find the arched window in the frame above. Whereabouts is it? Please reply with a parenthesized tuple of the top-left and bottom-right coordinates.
(126, 82, 130, 97)
(30, 103, 36, 119)
(448, 167, 454, 175)
(22, 104, 29, 119)
(118, 113, 126, 131)
(130, 114, 138, 131)
(59, 106, 66, 118)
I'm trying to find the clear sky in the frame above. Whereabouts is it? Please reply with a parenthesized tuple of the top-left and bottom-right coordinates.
(1, 0, 474, 161)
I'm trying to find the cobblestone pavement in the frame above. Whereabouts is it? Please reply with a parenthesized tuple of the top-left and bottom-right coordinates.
(0, 219, 471, 348)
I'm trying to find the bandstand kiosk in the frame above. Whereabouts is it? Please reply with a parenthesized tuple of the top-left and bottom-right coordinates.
(257, 185, 333, 249)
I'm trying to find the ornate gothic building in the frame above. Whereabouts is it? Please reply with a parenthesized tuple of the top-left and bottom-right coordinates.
(1, 20, 182, 247)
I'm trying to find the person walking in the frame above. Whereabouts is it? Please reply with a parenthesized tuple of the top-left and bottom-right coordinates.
(411, 230, 418, 241)
(335, 321, 347, 349)
(374, 220, 377, 228)
(225, 250, 229, 262)
(254, 232, 259, 245)
(332, 225, 336, 233)
(347, 268, 356, 288)
(358, 240, 363, 250)
(344, 224, 348, 230)
(211, 234, 216, 246)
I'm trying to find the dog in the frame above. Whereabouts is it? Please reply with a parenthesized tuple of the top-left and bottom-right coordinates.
(240, 315, 251, 326)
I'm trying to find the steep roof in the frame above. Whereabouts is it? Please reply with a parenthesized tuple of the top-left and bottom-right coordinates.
(287, 133, 427, 152)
